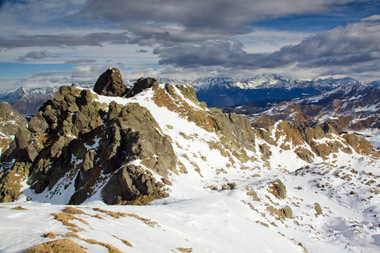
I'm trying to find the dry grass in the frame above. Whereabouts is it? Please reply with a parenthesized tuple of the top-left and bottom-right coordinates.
(177, 247, 193, 253)
(42, 232, 57, 239)
(40, 208, 126, 253)
(126, 213, 158, 227)
(92, 208, 127, 219)
(51, 211, 88, 232)
(24, 238, 86, 253)
(11, 206, 28, 210)
(112, 235, 133, 247)
(62, 206, 86, 215)
(70, 233, 122, 253)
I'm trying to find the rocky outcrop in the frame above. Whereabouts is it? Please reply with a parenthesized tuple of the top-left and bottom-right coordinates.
(102, 164, 167, 205)
(94, 68, 130, 96)
(256, 120, 377, 164)
(0, 82, 176, 204)
(154, 82, 257, 162)
(127, 77, 158, 97)
(314, 203, 322, 217)
(270, 179, 287, 199)
(0, 102, 28, 156)
(281, 205, 293, 219)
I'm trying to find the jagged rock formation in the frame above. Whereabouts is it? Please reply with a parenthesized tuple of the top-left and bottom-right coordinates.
(127, 77, 158, 97)
(0, 78, 177, 204)
(0, 68, 378, 206)
(94, 68, 130, 96)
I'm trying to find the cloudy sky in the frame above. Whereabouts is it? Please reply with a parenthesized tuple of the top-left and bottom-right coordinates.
(1, 0, 380, 90)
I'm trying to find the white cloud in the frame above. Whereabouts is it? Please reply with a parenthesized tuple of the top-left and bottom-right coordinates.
(233, 30, 311, 54)
(361, 14, 380, 22)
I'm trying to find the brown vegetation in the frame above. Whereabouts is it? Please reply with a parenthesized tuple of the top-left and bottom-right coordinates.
(24, 239, 86, 253)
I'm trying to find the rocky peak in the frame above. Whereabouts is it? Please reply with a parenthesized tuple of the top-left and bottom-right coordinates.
(93, 68, 130, 97)
(0, 82, 178, 204)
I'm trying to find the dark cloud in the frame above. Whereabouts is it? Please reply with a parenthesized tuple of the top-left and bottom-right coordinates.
(65, 59, 97, 64)
(82, 0, 356, 45)
(17, 50, 58, 61)
(0, 32, 129, 48)
(154, 41, 251, 68)
(83, 0, 352, 29)
(154, 21, 380, 76)
(255, 21, 380, 70)
(30, 71, 70, 78)
(126, 23, 239, 46)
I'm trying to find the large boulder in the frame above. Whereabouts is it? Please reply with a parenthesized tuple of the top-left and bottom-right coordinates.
(101, 164, 166, 205)
(93, 68, 129, 96)
(28, 112, 49, 133)
(271, 179, 287, 199)
(127, 77, 158, 97)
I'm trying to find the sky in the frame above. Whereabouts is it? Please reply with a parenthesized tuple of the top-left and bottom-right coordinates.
(1, 0, 380, 90)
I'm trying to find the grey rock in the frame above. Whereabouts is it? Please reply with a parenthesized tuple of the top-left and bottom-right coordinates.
(29, 112, 48, 133)
(272, 179, 287, 199)
(127, 77, 158, 97)
(93, 68, 129, 96)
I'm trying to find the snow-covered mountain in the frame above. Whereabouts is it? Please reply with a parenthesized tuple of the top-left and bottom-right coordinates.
(0, 87, 58, 115)
(190, 75, 360, 90)
(0, 68, 379, 252)
(236, 82, 380, 138)
(191, 76, 362, 107)
(0, 75, 366, 113)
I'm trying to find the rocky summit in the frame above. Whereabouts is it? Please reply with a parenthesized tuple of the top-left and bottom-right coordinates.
(93, 68, 130, 97)
(0, 68, 379, 252)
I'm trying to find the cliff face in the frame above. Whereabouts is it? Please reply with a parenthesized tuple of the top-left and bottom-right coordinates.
(0, 69, 378, 205)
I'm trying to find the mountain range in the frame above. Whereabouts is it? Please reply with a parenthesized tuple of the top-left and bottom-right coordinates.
(1, 74, 375, 115)
(227, 81, 380, 143)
